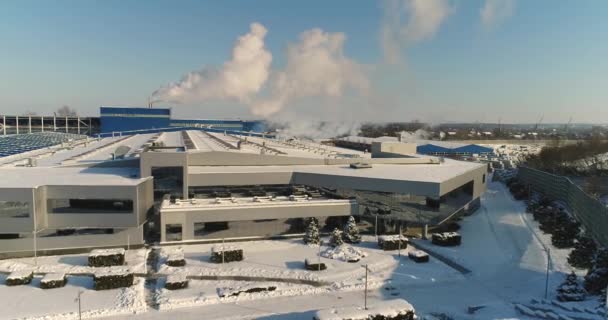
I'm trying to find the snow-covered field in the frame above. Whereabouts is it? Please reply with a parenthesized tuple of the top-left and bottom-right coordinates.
(1, 181, 603, 320)
(0, 248, 148, 275)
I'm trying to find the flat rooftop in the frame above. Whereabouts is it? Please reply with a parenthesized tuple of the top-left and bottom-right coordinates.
(0, 167, 147, 188)
(188, 158, 484, 184)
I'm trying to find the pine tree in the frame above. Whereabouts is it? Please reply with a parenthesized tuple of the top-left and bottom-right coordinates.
(303, 217, 320, 245)
(343, 216, 361, 244)
(568, 236, 597, 270)
(330, 228, 344, 247)
(584, 248, 608, 294)
(557, 271, 586, 301)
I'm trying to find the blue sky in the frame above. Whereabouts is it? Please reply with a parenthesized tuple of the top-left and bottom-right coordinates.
(0, 0, 606, 123)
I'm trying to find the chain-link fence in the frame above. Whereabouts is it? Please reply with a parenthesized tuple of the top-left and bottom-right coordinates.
(518, 166, 608, 247)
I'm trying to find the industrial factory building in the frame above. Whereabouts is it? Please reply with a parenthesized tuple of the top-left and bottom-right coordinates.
(0, 109, 487, 256)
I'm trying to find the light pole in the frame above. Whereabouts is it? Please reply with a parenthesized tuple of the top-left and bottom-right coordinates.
(544, 248, 551, 299)
(398, 225, 402, 257)
(75, 290, 83, 320)
(318, 240, 322, 272)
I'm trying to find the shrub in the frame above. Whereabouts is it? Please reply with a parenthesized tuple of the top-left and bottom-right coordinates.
(377, 235, 408, 251)
(210, 246, 243, 263)
(343, 216, 361, 244)
(40, 273, 66, 289)
(6, 271, 33, 286)
(431, 232, 461, 246)
(165, 275, 188, 290)
(330, 228, 344, 247)
(568, 236, 597, 270)
(304, 217, 320, 245)
(304, 258, 327, 271)
(557, 271, 586, 301)
(94, 272, 134, 290)
(88, 248, 125, 267)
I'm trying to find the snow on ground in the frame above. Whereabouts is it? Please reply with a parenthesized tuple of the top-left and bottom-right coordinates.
(0, 248, 148, 275)
(154, 238, 460, 312)
(3, 181, 602, 320)
(0, 274, 146, 320)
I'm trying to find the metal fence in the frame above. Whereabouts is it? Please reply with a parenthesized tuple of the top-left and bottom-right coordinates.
(518, 166, 608, 247)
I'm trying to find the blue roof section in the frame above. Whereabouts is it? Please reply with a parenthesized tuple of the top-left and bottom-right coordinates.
(417, 143, 493, 155)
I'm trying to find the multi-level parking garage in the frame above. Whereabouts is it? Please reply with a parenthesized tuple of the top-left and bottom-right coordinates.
(0, 128, 487, 256)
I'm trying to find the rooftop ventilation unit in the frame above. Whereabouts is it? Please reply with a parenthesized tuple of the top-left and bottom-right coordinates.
(349, 162, 372, 169)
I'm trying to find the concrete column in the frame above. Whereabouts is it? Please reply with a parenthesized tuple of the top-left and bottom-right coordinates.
(77, 117, 80, 134)
(28, 116, 32, 133)
(2, 115, 5, 135)
(41, 116, 44, 132)
(53, 116, 56, 131)
(65, 116, 68, 133)
(16, 115, 19, 134)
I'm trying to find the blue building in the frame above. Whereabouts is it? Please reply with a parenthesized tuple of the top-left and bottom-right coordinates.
(100, 107, 171, 133)
(417, 142, 493, 156)
(100, 107, 267, 134)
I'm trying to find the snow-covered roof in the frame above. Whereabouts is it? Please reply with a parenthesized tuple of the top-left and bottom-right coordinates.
(314, 299, 415, 320)
(188, 158, 484, 184)
(0, 167, 147, 188)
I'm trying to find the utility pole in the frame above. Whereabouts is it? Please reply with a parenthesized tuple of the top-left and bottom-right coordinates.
(222, 238, 225, 264)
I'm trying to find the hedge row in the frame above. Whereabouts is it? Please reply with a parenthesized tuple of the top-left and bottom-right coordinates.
(408, 250, 429, 263)
(5, 271, 33, 286)
(88, 249, 125, 267)
(211, 248, 243, 263)
(305, 258, 327, 271)
(40, 274, 67, 289)
(219, 285, 277, 298)
(94, 273, 134, 290)
(165, 276, 188, 290)
(378, 235, 408, 251)
(431, 232, 462, 246)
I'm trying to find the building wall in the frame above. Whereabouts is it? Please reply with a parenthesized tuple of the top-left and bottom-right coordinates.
(161, 200, 355, 242)
(0, 227, 143, 257)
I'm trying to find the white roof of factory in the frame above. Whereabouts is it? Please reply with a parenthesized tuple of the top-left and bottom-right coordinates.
(0, 167, 147, 188)
(188, 158, 484, 183)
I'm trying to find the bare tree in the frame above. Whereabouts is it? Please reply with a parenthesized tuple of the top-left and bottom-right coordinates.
(22, 111, 38, 116)
(55, 105, 77, 117)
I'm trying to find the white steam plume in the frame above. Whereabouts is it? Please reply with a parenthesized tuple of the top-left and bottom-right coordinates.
(399, 129, 431, 142)
(152, 23, 271, 104)
(381, 0, 451, 64)
(480, 0, 515, 30)
(251, 28, 369, 118)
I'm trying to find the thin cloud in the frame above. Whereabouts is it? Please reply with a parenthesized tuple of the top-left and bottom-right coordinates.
(481, 0, 516, 30)
(381, 0, 452, 64)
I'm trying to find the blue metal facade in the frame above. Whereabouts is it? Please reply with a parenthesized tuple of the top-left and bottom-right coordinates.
(417, 143, 493, 156)
(100, 107, 171, 133)
(99, 107, 267, 134)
